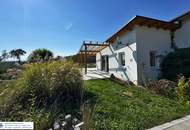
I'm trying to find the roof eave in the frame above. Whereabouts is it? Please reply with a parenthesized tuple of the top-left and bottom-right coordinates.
(170, 11, 190, 22)
(106, 16, 179, 43)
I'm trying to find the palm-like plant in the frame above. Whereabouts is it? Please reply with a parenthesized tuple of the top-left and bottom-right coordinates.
(28, 49, 53, 62)
(10, 49, 26, 63)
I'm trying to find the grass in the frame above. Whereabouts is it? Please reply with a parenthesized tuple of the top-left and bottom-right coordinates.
(1, 77, 190, 130)
(84, 79, 190, 130)
(0, 81, 16, 105)
(0, 61, 84, 130)
(0, 81, 9, 92)
(87, 63, 96, 68)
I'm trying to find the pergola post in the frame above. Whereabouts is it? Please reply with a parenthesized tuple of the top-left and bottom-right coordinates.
(84, 44, 87, 74)
(79, 52, 82, 70)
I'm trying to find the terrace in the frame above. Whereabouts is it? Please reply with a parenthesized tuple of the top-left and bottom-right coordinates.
(78, 41, 110, 74)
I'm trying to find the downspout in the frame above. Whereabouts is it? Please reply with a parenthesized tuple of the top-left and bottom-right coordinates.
(170, 20, 182, 50)
(170, 31, 177, 50)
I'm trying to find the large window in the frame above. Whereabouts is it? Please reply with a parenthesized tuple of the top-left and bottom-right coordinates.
(119, 52, 125, 66)
(149, 51, 156, 67)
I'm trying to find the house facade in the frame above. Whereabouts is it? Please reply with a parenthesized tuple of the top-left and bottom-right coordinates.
(96, 11, 190, 85)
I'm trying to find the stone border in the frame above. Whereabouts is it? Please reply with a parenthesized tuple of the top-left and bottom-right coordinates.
(148, 115, 190, 130)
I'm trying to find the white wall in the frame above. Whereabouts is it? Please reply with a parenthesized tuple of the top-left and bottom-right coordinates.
(96, 17, 190, 85)
(175, 17, 190, 48)
(96, 30, 138, 84)
(136, 26, 172, 85)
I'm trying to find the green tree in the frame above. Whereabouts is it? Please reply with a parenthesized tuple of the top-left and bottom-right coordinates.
(0, 50, 9, 62)
(160, 48, 190, 80)
(9, 49, 26, 63)
(28, 49, 53, 62)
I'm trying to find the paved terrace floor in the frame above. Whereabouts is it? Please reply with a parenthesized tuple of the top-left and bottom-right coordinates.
(165, 118, 190, 130)
(149, 114, 190, 130)
(83, 68, 111, 80)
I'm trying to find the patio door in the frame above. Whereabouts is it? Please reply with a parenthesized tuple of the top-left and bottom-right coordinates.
(101, 56, 105, 71)
(105, 56, 109, 72)
(101, 56, 109, 72)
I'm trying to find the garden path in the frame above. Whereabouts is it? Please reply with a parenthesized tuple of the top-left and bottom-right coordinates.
(149, 115, 190, 130)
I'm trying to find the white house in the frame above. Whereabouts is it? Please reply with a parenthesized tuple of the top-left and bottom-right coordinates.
(80, 11, 190, 85)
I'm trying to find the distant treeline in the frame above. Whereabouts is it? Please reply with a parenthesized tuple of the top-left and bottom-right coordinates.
(65, 54, 96, 63)
(0, 61, 25, 74)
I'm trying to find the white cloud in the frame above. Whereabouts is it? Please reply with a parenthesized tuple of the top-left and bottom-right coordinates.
(64, 22, 73, 31)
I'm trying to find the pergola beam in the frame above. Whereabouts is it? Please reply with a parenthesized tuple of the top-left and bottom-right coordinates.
(80, 50, 100, 52)
(83, 43, 109, 46)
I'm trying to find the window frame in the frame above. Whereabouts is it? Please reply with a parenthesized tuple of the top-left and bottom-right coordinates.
(119, 52, 125, 66)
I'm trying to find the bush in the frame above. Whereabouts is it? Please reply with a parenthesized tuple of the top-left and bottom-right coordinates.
(0, 60, 83, 130)
(0, 68, 21, 80)
(160, 48, 190, 80)
(28, 49, 54, 62)
(146, 79, 176, 98)
(0, 62, 20, 74)
(176, 76, 190, 103)
(17, 60, 83, 108)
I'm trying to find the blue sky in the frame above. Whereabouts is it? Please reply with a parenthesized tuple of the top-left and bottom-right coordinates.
(0, 0, 190, 59)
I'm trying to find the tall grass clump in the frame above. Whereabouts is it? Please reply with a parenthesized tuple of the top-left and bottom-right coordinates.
(176, 76, 190, 104)
(17, 61, 83, 108)
(0, 60, 83, 130)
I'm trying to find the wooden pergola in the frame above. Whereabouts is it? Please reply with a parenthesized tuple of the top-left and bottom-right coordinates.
(78, 41, 110, 74)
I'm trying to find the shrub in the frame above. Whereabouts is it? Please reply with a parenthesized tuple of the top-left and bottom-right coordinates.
(16, 60, 83, 108)
(176, 76, 190, 103)
(0, 60, 83, 129)
(160, 48, 190, 80)
(28, 49, 54, 62)
(146, 79, 176, 98)
(0, 68, 21, 80)
(0, 62, 20, 74)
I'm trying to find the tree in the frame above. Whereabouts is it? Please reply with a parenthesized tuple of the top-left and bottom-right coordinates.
(28, 49, 54, 62)
(9, 49, 26, 63)
(160, 48, 190, 80)
(0, 50, 9, 62)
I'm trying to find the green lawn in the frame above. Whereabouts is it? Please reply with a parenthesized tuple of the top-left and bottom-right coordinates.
(1, 78, 190, 129)
(84, 79, 190, 130)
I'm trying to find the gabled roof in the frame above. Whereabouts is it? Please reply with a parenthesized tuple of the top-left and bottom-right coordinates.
(106, 15, 180, 43)
(79, 11, 189, 55)
(170, 11, 190, 22)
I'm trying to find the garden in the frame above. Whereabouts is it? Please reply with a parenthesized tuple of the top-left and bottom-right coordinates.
(0, 48, 190, 130)
(83, 79, 190, 129)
